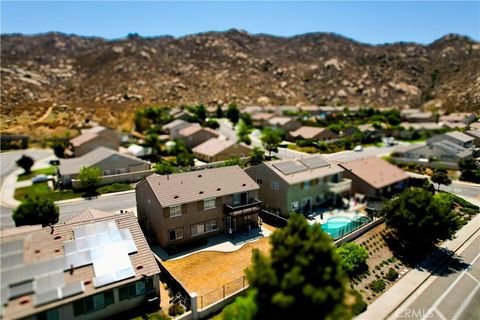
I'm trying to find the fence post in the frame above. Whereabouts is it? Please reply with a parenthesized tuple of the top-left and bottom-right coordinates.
(190, 292, 199, 320)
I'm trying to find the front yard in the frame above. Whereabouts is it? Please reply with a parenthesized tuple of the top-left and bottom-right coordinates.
(17, 166, 56, 181)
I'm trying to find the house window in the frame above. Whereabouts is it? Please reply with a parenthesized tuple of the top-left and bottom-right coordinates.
(103, 170, 112, 176)
(73, 291, 114, 316)
(191, 219, 219, 236)
(233, 193, 241, 206)
(169, 205, 182, 217)
(168, 228, 183, 241)
(291, 201, 299, 210)
(119, 279, 151, 301)
(37, 309, 59, 320)
(271, 181, 280, 191)
(302, 181, 311, 189)
(203, 198, 216, 210)
(116, 168, 127, 174)
(256, 178, 263, 185)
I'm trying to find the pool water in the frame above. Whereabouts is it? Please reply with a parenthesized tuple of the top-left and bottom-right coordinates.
(321, 216, 352, 233)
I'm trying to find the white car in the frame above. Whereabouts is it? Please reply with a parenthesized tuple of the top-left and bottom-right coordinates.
(32, 174, 53, 184)
(353, 145, 363, 152)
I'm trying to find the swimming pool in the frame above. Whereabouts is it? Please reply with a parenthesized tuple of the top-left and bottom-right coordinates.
(320, 216, 370, 239)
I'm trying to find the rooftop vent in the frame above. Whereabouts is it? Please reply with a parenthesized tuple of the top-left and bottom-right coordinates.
(198, 174, 202, 178)
(136, 265, 144, 270)
(174, 195, 179, 199)
(54, 235, 62, 240)
(217, 187, 221, 191)
(199, 191, 204, 194)
(242, 183, 246, 186)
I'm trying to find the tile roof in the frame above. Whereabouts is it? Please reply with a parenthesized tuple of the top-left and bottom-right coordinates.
(141, 166, 259, 207)
(268, 117, 294, 126)
(70, 132, 99, 147)
(178, 124, 202, 137)
(339, 157, 409, 189)
(163, 119, 188, 131)
(290, 126, 327, 139)
(192, 138, 236, 157)
(440, 112, 474, 122)
(252, 113, 274, 121)
(263, 156, 344, 185)
(58, 147, 150, 175)
(433, 140, 472, 157)
(445, 131, 474, 143)
(1, 211, 159, 320)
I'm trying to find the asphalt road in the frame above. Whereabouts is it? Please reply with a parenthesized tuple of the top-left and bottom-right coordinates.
(439, 182, 480, 199)
(394, 232, 480, 320)
(0, 149, 53, 229)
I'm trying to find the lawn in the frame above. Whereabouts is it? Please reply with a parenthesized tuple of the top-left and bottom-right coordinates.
(17, 166, 56, 181)
(14, 182, 133, 202)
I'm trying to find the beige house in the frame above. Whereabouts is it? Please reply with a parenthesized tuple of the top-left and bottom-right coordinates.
(58, 147, 151, 188)
(338, 157, 409, 198)
(245, 156, 351, 218)
(178, 124, 219, 148)
(136, 166, 261, 250)
(0, 210, 160, 320)
(192, 138, 251, 163)
(267, 117, 301, 132)
(251, 113, 274, 127)
(163, 119, 192, 140)
(440, 112, 476, 126)
(70, 126, 121, 157)
(400, 110, 436, 123)
(289, 126, 339, 141)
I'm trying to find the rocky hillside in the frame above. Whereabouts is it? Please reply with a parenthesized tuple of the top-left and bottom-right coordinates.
(1, 30, 479, 135)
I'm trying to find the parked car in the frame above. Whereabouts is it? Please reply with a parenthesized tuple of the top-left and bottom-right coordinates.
(32, 174, 53, 184)
(353, 145, 363, 152)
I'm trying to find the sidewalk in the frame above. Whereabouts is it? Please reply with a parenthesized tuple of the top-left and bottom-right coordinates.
(356, 213, 480, 320)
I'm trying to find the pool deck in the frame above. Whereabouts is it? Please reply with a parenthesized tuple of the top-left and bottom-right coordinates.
(308, 202, 368, 225)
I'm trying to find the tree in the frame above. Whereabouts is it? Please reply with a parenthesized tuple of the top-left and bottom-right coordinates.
(260, 127, 282, 156)
(458, 157, 480, 183)
(13, 198, 59, 227)
(249, 147, 265, 166)
(381, 187, 463, 255)
(193, 104, 207, 124)
(203, 119, 220, 130)
(237, 119, 252, 145)
(216, 105, 224, 119)
(244, 214, 350, 320)
(226, 103, 240, 124)
(431, 168, 452, 190)
(153, 162, 174, 175)
(144, 132, 161, 155)
(78, 167, 101, 192)
(224, 156, 245, 167)
(16, 155, 34, 174)
(175, 151, 194, 167)
(51, 141, 68, 158)
(221, 289, 258, 320)
(337, 242, 369, 276)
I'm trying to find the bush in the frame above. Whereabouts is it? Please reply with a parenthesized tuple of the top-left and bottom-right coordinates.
(350, 289, 367, 315)
(96, 183, 132, 194)
(168, 303, 185, 316)
(337, 242, 369, 276)
(13, 198, 59, 227)
(369, 280, 386, 293)
(387, 268, 399, 281)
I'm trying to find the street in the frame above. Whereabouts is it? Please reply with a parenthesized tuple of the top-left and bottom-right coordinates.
(392, 232, 480, 320)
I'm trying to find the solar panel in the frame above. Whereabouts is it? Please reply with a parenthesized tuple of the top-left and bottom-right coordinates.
(35, 288, 61, 306)
(272, 161, 307, 175)
(61, 281, 85, 298)
(1, 251, 24, 269)
(93, 273, 117, 288)
(115, 266, 135, 281)
(35, 272, 65, 293)
(73, 225, 87, 238)
(300, 156, 330, 169)
(124, 239, 137, 254)
(63, 240, 77, 255)
(1, 287, 8, 305)
(0, 240, 23, 256)
(9, 281, 34, 298)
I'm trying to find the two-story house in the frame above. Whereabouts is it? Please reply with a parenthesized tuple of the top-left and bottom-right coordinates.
(427, 131, 475, 149)
(245, 156, 351, 218)
(70, 126, 121, 157)
(135, 166, 261, 250)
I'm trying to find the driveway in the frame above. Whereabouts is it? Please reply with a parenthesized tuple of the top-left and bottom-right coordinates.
(217, 118, 238, 142)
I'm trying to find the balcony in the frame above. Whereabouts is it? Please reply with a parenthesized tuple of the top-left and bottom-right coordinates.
(224, 198, 262, 217)
(328, 179, 352, 194)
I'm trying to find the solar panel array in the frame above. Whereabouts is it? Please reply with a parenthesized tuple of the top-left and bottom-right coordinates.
(272, 161, 307, 175)
(1, 219, 137, 308)
(299, 156, 330, 169)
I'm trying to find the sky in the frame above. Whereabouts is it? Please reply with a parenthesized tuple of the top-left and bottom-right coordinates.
(1, 1, 479, 45)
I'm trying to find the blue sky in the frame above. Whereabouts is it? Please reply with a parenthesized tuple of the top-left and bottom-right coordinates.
(1, 1, 479, 44)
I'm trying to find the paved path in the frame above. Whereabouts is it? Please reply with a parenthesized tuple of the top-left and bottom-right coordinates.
(357, 213, 480, 320)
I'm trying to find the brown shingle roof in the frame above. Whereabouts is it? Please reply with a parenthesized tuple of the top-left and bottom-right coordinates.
(339, 157, 408, 189)
(178, 124, 202, 137)
(252, 113, 274, 121)
(290, 126, 327, 139)
(141, 166, 259, 207)
(268, 117, 294, 126)
(70, 132, 98, 147)
(1, 211, 159, 320)
(192, 138, 236, 157)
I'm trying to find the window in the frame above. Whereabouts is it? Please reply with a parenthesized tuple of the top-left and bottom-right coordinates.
(119, 280, 149, 301)
(233, 193, 241, 206)
(169, 228, 183, 241)
(169, 205, 182, 217)
(256, 178, 263, 185)
(271, 181, 280, 191)
(191, 219, 219, 236)
(203, 198, 216, 210)
(103, 170, 112, 176)
(73, 291, 114, 316)
(115, 168, 127, 174)
(291, 201, 299, 210)
(37, 309, 59, 320)
(302, 181, 311, 189)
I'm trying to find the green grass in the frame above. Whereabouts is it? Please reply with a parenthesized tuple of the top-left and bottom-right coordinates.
(17, 166, 56, 181)
(14, 182, 83, 202)
(96, 183, 132, 194)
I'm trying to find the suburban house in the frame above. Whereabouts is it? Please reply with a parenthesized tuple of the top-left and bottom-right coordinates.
(400, 110, 436, 123)
(289, 126, 339, 142)
(0, 210, 160, 320)
(465, 130, 480, 148)
(169, 108, 191, 121)
(338, 157, 409, 199)
(299, 105, 321, 115)
(58, 147, 152, 188)
(192, 138, 252, 163)
(278, 106, 300, 115)
(242, 106, 263, 115)
(163, 119, 192, 140)
(136, 166, 261, 249)
(267, 116, 301, 132)
(70, 126, 121, 157)
(427, 131, 475, 149)
(245, 156, 352, 218)
(440, 112, 476, 127)
(251, 113, 274, 127)
(178, 124, 219, 148)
